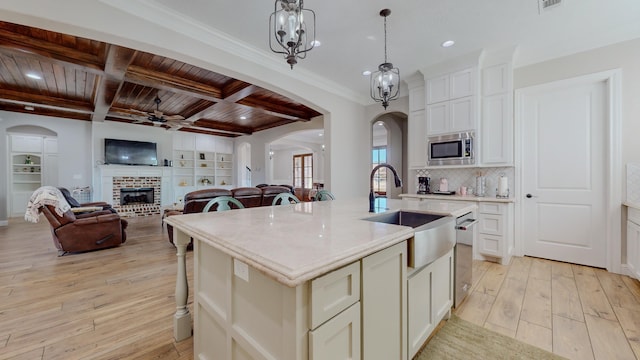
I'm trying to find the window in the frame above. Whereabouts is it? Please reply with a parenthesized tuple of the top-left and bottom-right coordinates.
(293, 153, 313, 189)
(372, 146, 387, 196)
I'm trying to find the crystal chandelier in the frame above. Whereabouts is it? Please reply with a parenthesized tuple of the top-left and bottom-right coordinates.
(269, 0, 316, 69)
(371, 9, 400, 109)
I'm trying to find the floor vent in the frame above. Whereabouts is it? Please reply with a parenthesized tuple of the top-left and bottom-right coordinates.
(539, 0, 562, 13)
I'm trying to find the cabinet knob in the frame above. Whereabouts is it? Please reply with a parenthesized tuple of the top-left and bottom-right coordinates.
(526, 194, 538, 198)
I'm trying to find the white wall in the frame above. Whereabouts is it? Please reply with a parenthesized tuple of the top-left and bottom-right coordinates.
(270, 146, 324, 186)
(0, 111, 93, 220)
(514, 37, 640, 198)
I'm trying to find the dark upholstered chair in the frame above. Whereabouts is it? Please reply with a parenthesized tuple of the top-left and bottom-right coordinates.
(316, 190, 336, 201)
(40, 204, 127, 256)
(202, 196, 244, 212)
(58, 187, 115, 213)
(272, 192, 300, 205)
(260, 186, 293, 206)
(231, 187, 263, 208)
(166, 188, 233, 248)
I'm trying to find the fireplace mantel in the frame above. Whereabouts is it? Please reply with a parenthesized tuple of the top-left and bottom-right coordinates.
(97, 165, 173, 216)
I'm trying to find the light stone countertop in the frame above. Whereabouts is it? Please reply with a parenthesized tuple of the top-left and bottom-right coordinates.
(624, 201, 640, 210)
(165, 197, 476, 287)
(400, 193, 516, 203)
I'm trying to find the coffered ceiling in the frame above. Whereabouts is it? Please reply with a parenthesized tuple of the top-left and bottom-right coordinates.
(0, 0, 639, 138)
(0, 21, 321, 137)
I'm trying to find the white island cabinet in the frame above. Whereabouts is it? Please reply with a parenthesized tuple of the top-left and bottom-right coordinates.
(166, 198, 475, 360)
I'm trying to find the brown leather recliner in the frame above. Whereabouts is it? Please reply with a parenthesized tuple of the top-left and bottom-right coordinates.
(231, 187, 263, 208)
(165, 186, 294, 248)
(260, 186, 293, 206)
(40, 204, 128, 256)
(166, 188, 232, 248)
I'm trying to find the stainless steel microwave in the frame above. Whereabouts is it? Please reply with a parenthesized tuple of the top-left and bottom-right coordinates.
(427, 132, 475, 166)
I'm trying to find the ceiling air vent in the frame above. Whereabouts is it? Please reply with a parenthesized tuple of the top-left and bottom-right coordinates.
(539, 0, 562, 13)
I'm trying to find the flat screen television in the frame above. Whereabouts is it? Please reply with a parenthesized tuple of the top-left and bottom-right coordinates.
(104, 138, 158, 166)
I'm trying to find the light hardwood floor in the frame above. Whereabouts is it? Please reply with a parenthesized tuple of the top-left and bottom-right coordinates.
(2, 215, 639, 359)
(455, 256, 640, 360)
(0, 215, 194, 360)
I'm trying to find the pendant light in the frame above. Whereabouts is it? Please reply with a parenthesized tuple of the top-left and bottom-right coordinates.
(370, 9, 400, 109)
(269, 0, 316, 69)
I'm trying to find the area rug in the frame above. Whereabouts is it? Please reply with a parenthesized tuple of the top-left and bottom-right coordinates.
(414, 315, 567, 360)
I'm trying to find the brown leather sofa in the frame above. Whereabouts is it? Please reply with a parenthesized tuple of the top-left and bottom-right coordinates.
(40, 204, 128, 256)
(166, 185, 292, 248)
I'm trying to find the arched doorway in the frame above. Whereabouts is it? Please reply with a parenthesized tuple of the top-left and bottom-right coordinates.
(370, 113, 407, 199)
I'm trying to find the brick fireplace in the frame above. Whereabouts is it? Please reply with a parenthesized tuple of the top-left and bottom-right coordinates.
(112, 176, 161, 217)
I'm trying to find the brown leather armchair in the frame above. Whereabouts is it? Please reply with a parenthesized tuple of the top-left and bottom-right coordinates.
(40, 204, 128, 256)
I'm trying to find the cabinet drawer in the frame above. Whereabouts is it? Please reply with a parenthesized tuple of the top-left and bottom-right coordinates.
(479, 213, 504, 236)
(479, 202, 504, 215)
(478, 233, 503, 257)
(310, 261, 360, 329)
(309, 302, 361, 360)
(629, 207, 640, 225)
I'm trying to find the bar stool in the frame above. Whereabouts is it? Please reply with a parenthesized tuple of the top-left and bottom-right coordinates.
(202, 196, 245, 212)
(272, 193, 300, 205)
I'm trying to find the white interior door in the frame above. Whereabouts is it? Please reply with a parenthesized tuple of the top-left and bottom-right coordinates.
(521, 78, 607, 268)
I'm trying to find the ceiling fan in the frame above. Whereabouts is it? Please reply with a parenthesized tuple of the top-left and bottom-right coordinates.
(131, 96, 192, 129)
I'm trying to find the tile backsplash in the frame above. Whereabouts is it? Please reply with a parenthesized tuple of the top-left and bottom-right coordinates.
(627, 163, 640, 205)
(414, 167, 515, 197)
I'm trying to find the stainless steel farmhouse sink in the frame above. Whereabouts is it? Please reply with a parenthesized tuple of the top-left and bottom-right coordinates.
(364, 211, 456, 268)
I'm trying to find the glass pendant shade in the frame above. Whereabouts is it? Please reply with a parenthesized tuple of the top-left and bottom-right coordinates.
(370, 9, 400, 109)
(371, 62, 400, 109)
(269, 0, 316, 69)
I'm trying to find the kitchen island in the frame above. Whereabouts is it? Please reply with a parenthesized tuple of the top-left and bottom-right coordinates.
(165, 197, 475, 360)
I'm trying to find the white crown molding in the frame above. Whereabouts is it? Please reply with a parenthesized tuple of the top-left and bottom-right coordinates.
(99, 0, 369, 105)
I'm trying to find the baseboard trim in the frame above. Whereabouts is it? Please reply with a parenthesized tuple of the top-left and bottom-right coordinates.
(620, 264, 634, 277)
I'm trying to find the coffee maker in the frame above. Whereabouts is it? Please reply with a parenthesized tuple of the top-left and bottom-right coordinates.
(417, 177, 430, 194)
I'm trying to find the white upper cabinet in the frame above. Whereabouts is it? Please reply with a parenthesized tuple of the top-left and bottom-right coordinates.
(480, 62, 513, 166)
(425, 67, 478, 136)
(482, 63, 509, 95)
(173, 132, 196, 150)
(426, 75, 449, 104)
(426, 68, 475, 105)
(450, 68, 475, 99)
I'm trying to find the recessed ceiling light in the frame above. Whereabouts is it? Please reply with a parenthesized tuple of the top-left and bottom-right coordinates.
(26, 73, 42, 80)
(24, 106, 35, 111)
(362, 70, 372, 76)
(240, 116, 247, 120)
(318, 133, 323, 137)
(310, 40, 321, 47)
(441, 40, 455, 48)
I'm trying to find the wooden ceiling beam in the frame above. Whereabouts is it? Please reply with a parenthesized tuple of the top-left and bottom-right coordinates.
(237, 97, 311, 120)
(194, 119, 254, 135)
(222, 80, 256, 103)
(0, 28, 105, 73)
(125, 65, 223, 102)
(0, 88, 94, 113)
(93, 46, 137, 121)
(0, 101, 91, 121)
(253, 118, 297, 132)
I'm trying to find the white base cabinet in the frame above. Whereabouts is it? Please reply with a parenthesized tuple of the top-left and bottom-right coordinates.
(627, 207, 640, 279)
(477, 202, 514, 265)
(193, 239, 408, 360)
(362, 242, 407, 360)
(407, 248, 454, 359)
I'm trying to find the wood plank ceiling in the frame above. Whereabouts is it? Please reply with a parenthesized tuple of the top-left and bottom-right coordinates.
(0, 21, 322, 137)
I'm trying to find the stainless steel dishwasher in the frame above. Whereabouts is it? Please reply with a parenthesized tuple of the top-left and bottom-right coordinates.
(454, 212, 477, 308)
